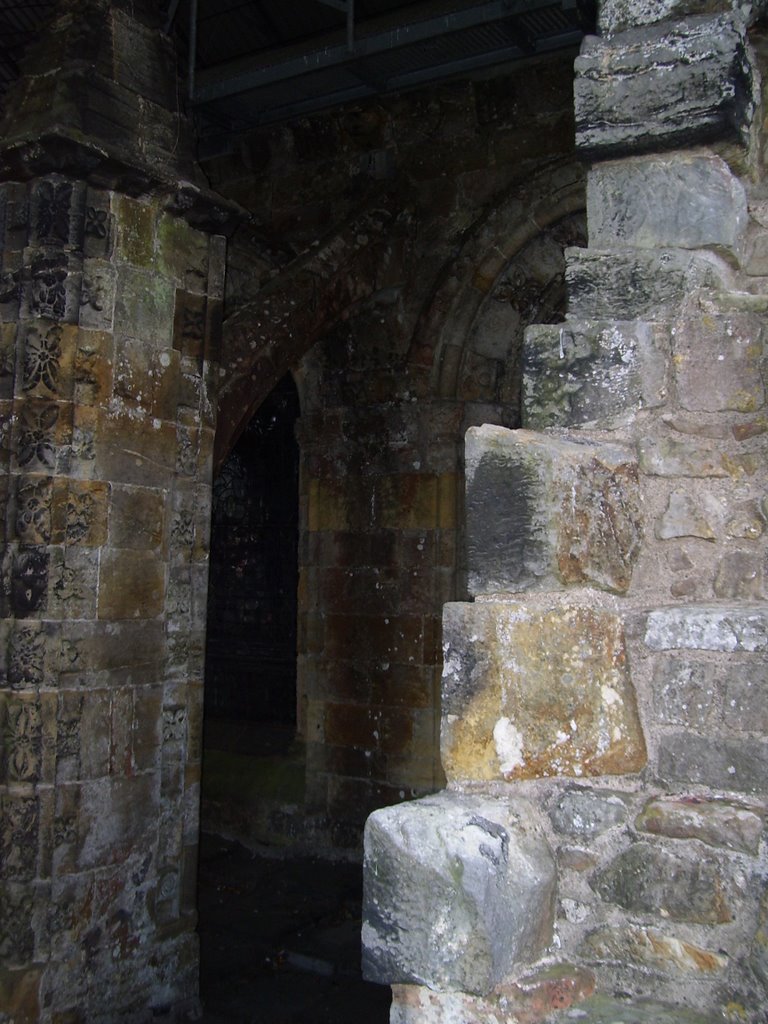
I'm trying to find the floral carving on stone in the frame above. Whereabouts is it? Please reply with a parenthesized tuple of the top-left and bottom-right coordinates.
(23, 323, 62, 394)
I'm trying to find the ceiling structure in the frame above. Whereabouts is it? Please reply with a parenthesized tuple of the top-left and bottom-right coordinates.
(0, 0, 596, 152)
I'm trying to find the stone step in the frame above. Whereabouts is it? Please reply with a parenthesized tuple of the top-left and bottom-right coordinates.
(544, 994, 721, 1023)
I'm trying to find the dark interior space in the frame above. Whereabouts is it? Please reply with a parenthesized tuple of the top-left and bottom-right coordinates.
(204, 372, 300, 726)
(199, 374, 388, 1022)
(196, 835, 392, 1024)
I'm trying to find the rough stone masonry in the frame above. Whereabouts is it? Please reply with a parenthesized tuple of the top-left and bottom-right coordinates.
(363, 2, 768, 1022)
(0, 0, 766, 1021)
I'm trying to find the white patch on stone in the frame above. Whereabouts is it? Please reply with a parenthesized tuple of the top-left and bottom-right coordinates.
(493, 717, 525, 774)
(601, 684, 622, 706)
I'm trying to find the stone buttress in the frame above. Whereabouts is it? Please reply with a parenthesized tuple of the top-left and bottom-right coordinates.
(362, 2, 768, 1021)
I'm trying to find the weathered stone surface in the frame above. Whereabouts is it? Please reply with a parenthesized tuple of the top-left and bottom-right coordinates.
(465, 425, 642, 596)
(565, 248, 727, 321)
(442, 595, 646, 782)
(549, 787, 630, 838)
(673, 312, 765, 413)
(587, 154, 747, 254)
(636, 796, 764, 853)
(593, 842, 738, 923)
(713, 551, 765, 599)
(362, 792, 556, 994)
(652, 657, 719, 728)
(645, 603, 768, 652)
(598, 0, 737, 35)
(724, 662, 768, 731)
(389, 964, 595, 1023)
(638, 436, 734, 478)
(523, 320, 667, 429)
(658, 732, 768, 793)
(585, 924, 727, 975)
(574, 17, 753, 158)
(540, 994, 723, 1023)
(655, 490, 718, 540)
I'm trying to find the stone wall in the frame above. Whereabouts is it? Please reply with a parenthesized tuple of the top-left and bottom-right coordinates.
(0, 2, 233, 1020)
(363, 3, 768, 1021)
(205, 55, 586, 850)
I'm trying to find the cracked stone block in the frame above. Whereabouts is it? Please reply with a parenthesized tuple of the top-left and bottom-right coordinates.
(362, 791, 556, 994)
(441, 595, 647, 783)
(636, 796, 764, 854)
(645, 603, 768, 652)
(523, 319, 668, 429)
(574, 16, 753, 159)
(588, 154, 747, 255)
(655, 490, 718, 541)
(465, 425, 642, 596)
(593, 841, 738, 924)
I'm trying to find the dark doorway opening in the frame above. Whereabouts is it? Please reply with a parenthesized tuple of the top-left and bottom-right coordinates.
(198, 373, 391, 1022)
(204, 372, 300, 728)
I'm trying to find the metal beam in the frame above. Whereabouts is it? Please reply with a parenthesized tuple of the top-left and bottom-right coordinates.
(193, 0, 573, 105)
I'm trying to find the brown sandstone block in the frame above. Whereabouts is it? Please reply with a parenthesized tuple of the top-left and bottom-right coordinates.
(98, 549, 164, 620)
(442, 593, 647, 783)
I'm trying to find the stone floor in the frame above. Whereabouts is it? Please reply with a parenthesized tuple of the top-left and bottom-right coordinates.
(196, 832, 392, 1024)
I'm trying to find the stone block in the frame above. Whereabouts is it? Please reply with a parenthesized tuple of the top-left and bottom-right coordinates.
(97, 549, 164, 620)
(523, 320, 668, 429)
(655, 489, 718, 541)
(362, 792, 556, 994)
(598, 0, 734, 35)
(574, 17, 753, 158)
(638, 436, 731, 477)
(549, 787, 629, 838)
(636, 796, 763, 854)
(724, 662, 768, 731)
(587, 154, 747, 254)
(79, 259, 116, 332)
(75, 774, 160, 871)
(673, 312, 765, 413)
(441, 595, 646, 783)
(565, 247, 727, 321)
(652, 656, 720, 728)
(584, 925, 727, 975)
(389, 964, 595, 1023)
(658, 732, 768, 794)
(109, 485, 164, 550)
(714, 550, 765, 599)
(465, 425, 642, 596)
(645, 603, 768, 652)
(114, 266, 174, 349)
(593, 841, 737, 923)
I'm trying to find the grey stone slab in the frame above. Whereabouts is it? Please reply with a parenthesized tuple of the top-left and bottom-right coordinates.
(549, 787, 630, 838)
(565, 248, 728, 322)
(523, 319, 668, 428)
(658, 731, 768, 793)
(362, 791, 556, 994)
(645, 603, 768, 652)
(575, 16, 753, 158)
(587, 154, 747, 255)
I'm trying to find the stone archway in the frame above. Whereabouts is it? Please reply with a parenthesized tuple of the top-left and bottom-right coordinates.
(208, 157, 587, 853)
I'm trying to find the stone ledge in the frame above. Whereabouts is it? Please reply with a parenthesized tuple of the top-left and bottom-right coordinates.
(574, 15, 753, 159)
